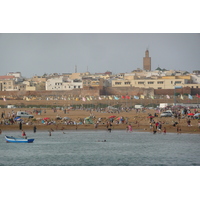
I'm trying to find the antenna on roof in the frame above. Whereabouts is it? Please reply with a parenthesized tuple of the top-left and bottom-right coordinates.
(75, 65, 77, 73)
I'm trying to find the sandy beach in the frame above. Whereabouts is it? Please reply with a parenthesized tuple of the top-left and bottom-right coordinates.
(0, 106, 200, 134)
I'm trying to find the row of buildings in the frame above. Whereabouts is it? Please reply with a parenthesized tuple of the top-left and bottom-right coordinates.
(0, 50, 200, 94)
(1, 70, 200, 92)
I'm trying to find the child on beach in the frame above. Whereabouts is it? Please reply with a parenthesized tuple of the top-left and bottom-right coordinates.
(152, 125, 157, 134)
(128, 124, 133, 132)
(163, 127, 166, 134)
(177, 125, 181, 134)
(149, 122, 153, 130)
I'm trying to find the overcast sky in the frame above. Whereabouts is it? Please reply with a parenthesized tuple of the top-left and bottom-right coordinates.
(0, 33, 200, 78)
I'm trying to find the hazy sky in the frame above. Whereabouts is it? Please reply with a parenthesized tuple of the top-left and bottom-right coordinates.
(0, 33, 200, 78)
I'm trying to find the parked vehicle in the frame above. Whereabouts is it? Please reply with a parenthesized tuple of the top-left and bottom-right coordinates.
(16, 111, 34, 118)
(135, 105, 144, 109)
(194, 113, 200, 119)
(160, 111, 173, 117)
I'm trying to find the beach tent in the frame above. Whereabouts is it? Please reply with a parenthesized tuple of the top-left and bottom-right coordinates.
(109, 115, 116, 118)
(84, 117, 94, 124)
(14, 116, 22, 121)
(63, 117, 70, 120)
(187, 113, 194, 116)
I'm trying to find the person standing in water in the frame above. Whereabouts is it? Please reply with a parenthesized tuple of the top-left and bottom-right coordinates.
(33, 125, 37, 133)
(19, 121, 22, 130)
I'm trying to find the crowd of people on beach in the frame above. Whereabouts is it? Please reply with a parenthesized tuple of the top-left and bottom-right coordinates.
(0, 105, 200, 136)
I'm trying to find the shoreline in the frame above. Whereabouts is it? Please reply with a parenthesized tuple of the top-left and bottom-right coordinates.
(1, 123, 200, 134)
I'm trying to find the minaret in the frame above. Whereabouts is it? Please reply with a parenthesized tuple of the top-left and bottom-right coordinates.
(143, 49, 151, 71)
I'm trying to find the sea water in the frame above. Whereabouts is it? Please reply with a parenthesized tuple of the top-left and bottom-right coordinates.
(0, 130, 200, 166)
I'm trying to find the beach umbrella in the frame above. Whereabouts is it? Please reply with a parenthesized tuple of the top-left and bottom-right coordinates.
(109, 115, 116, 118)
(187, 113, 194, 116)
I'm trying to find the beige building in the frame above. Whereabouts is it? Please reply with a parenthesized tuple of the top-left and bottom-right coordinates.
(0, 75, 25, 91)
(82, 77, 104, 88)
(112, 75, 200, 89)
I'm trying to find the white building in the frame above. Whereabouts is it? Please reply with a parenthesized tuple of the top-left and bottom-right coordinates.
(46, 76, 82, 90)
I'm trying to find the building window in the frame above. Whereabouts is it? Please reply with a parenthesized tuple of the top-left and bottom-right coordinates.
(148, 82, 154, 84)
(115, 82, 121, 85)
(157, 81, 164, 84)
(158, 87, 162, 89)
(138, 82, 145, 84)
(175, 81, 181, 84)
(125, 82, 130, 85)
(196, 86, 198, 88)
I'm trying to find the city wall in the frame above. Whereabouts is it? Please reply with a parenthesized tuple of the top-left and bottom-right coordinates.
(102, 87, 154, 96)
(154, 87, 191, 95)
(0, 86, 198, 98)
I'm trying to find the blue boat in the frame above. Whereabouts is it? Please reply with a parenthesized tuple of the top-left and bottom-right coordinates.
(5, 135, 34, 143)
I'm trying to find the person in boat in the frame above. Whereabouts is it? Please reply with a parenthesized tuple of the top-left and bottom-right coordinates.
(22, 130, 27, 139)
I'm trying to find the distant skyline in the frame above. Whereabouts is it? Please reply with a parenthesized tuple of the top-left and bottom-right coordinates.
(0, 33, 200, 78)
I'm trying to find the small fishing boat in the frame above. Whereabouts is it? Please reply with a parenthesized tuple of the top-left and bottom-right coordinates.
(5, 135, 34, 143)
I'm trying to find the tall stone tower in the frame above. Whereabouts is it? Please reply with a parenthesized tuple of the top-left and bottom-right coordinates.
(143, 49, 151, 71)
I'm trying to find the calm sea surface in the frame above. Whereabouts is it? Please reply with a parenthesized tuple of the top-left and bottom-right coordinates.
(0, 129, 200, 166)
